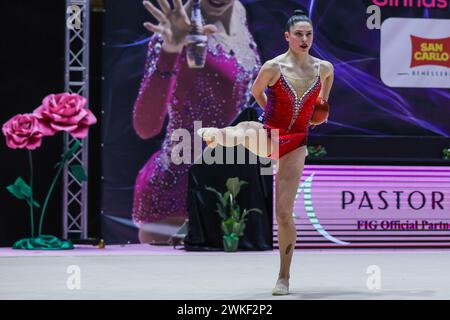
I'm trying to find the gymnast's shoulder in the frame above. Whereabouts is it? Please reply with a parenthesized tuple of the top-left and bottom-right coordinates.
(317, 59, 334, 78)
(260, 58, 281, 73)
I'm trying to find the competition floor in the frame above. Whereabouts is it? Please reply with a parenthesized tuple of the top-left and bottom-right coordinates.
(1, 245, 449, 300)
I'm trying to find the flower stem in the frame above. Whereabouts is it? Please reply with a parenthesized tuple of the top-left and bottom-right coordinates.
(38, 159, 65, 236)
(28, 150, 35, 238)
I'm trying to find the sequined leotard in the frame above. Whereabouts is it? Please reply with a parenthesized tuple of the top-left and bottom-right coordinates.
(259, 62, 321, 160)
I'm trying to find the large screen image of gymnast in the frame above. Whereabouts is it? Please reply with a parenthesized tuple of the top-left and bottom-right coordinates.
(100, 0, 450, 244)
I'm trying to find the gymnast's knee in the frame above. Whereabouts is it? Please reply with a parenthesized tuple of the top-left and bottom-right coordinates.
(276, 212, 294, 228)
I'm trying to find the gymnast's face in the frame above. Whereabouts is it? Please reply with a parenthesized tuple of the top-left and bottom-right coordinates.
(201, 0, 235, 16)
(285, 21, 314, 54)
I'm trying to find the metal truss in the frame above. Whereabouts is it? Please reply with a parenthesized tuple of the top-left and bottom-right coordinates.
(63, 0, 90, 239)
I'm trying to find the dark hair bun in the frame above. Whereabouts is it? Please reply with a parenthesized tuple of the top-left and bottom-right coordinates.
(286, 8, 313, 31)
(294, 9, 308, 17)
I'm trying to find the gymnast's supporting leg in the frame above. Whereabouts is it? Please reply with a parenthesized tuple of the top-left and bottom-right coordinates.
(197, 121, 272, 158)
(272, 145, 307, 295)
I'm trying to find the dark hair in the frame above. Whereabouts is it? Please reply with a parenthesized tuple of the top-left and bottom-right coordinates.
(285, 9, 313, 32)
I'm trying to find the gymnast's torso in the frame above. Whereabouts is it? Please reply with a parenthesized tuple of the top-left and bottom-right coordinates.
(259, 60, 322, 159)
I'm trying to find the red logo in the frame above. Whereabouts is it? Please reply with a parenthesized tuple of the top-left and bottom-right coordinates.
(410, 35, 450, 68)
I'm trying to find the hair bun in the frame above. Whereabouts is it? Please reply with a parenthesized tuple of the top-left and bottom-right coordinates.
(294, 9, 308, 17)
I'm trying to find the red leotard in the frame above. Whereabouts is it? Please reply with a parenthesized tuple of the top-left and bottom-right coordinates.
(259, 63, 321, 160)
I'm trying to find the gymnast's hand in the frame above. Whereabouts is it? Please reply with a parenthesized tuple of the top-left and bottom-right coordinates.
(143, 0, 217, 53)
(309, 97, 329, 130)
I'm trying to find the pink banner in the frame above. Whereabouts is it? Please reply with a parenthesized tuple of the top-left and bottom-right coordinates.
(274, 165, 450, 248)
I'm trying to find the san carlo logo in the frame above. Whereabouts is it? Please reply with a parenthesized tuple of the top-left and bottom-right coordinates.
(410, 35, 450, 68)
(380, 18, 450, 88)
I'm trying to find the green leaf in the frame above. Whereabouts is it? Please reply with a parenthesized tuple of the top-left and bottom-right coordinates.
(235, 203, 241, 217)
(62, 140, 81, 161)
(6, 177, 40, 207)
(216, 203, 227, 220)
(6, 177, 30, 199)
(16, 177, 32, 198)
(56, 140, 82, 169)
(226, 177, 248, 198)
(205, 186, 226, 208)
(307, 145, 327, 158)
(223, 233, 238, 241)
(228, 193, 234, 207)
(241, 208, 263, 221)
(221, 219, 234, 235)
(25, 198, 41, 208)
(230, 207, 240, 222)
(54, 161, 63, 169)
(70, 164, 88, 182)
(223, 191, 230, 205)
(226, 177, 240, 197)
(443, 148, 450, 160)
(221, 222, 230, 236)
(7, 183, 26, 200)
(232, 222, 246, 236)
(205, 186, 220, 194)
(237, 223, 246, 237)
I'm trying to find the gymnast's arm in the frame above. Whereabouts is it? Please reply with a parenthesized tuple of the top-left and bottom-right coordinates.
(251, 60, 279, 110)
(132, 34, 181, 140)
(319, 60, 334, 101)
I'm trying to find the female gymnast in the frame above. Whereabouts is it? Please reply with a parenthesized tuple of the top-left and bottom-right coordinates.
(198, 9, 334, 295)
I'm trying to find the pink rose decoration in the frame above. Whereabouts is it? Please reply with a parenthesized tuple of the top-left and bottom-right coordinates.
(34, 93, 97, 138)
(2, 114, 47, 150)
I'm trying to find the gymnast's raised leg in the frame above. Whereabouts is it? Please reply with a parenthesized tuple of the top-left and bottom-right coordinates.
(197, 121, 273, 159)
